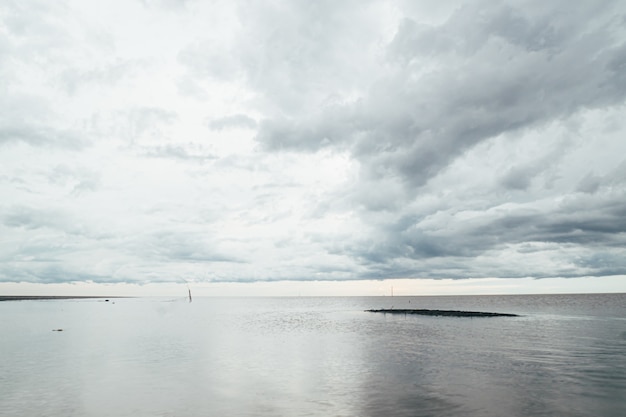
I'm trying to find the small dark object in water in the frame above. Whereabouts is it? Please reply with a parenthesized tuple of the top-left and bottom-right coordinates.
(105, 299, 109, 302)
(52, 329, 63, 331)
(366, 309, 519, 317)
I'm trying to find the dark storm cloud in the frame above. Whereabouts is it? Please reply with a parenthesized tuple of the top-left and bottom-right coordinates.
(255, 1, 626, 189)
(471, 197, 626, 248)
(342, 189, 626, 279)
(498, 144, 567, 191)
(232, 0, 626, 280)
(576, 173, 603, 194)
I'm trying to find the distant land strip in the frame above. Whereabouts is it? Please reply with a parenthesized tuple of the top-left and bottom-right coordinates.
(366, 309, 520, 317)
(0, 296, 127, 302)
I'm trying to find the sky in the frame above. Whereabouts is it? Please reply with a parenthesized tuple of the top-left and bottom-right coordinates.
(1, 0, 626, 296)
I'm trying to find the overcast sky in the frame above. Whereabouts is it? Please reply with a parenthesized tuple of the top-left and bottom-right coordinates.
(1, 0, 626, 294)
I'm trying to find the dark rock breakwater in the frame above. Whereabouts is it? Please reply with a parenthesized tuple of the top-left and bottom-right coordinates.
(366, 309, 520, 317)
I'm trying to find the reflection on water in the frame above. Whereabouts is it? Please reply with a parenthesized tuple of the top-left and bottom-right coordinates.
(1, 294, 624, 417)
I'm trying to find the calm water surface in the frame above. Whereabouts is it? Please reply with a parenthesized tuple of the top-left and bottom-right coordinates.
(1, 294, 624, 416)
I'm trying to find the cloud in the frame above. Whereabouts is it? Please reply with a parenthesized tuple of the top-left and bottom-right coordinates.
(0, 1, 94, 150)
(0, 125, 87, 149)
(121, 107, 179, 143)
(208, 114, 258, 131)
(339, 186, 626, 279)
(46, 165, 102, 195)
(255, 1, 626, 189)
(140, 230, 243, 264)
(58, 60, 139, 95)
(141, 144, 217, 162)
(1, 205, 109, 239)
(1, 0, 626, 286)
(0, 93, 89, 149)
(140, 0, 193, 10)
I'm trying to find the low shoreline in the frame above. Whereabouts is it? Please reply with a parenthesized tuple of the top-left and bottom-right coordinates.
(366, 308, 520, 317)
(0, 296, 128, 302)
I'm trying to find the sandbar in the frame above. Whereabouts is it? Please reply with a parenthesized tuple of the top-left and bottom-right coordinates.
(0, 296, 125, 302)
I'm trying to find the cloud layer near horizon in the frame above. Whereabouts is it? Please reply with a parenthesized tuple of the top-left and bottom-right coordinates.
(2, 0, 626, 285)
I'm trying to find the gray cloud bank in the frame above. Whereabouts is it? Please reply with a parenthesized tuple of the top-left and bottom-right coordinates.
(1, 0, 626, 285)
(256, 2, 626, 185)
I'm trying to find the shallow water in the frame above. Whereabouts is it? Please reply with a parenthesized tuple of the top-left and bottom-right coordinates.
(1, 294, 624, 416)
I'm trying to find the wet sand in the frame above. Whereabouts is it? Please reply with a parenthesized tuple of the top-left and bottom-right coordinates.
(0, 296, 125, 302)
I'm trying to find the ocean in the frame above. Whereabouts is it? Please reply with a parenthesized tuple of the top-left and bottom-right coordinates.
(1, 293, 624, 417)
